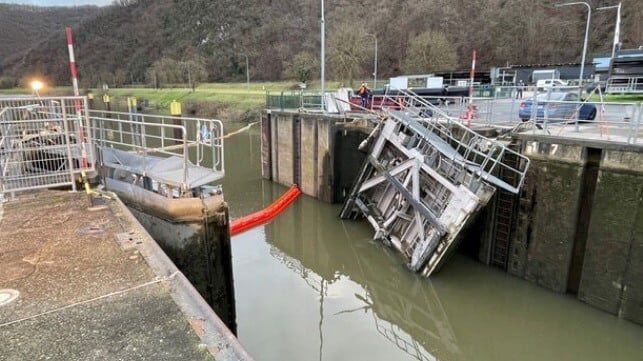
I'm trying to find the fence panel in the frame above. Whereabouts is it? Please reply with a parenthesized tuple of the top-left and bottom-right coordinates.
(0, 96, 94, 200)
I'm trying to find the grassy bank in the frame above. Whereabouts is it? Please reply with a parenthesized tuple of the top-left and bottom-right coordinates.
(3, 81, 640, 120)
(0, 81, 345, 121)
(586, 93, 643, 102)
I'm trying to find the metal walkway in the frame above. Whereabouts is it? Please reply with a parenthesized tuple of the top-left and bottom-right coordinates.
(340, 89, 530, 276)
(89, 111, 225, 193)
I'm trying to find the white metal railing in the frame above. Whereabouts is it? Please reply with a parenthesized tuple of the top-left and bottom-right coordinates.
(381, 88, 531, 194)
(606, 76, 643, 94)
(445, 88, 642, 146)
(0, 96, 94, 200)
(88, 110, 224, 190)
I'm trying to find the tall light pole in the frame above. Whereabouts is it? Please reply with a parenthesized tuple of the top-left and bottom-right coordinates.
(597, 2, 621, 60)
(239, 53, 249, 90)
(555, 2, 591, 93)
(365, 33, 378, 89)
(320, 0, 326, 111)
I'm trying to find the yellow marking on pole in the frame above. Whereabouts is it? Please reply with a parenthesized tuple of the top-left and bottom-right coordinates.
(170, 100, 182, 116)
(79, 171, 112, 200)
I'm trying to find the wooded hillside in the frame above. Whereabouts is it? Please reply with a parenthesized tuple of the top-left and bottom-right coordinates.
(1, 0, 641, 88)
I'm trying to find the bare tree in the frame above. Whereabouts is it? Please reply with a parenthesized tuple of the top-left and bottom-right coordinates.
(327, 23, 371, 84)
(402, 31, 457, 73)
(283, 51, 319, 83)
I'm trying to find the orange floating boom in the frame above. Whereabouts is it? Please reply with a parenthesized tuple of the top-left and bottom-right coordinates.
(229, 184, 301, 235)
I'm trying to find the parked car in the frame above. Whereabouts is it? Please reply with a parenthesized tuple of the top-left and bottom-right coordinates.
(519, 92, 597, 122)
(536, 79, 567, 91)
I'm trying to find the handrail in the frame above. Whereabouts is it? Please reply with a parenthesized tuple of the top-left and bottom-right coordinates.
(380, 88, 530, 193)
(606, 76, 643, 94)
(88, 110, 225, 190)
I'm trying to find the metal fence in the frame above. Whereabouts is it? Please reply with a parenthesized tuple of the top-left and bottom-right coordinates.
(465, 89, 643, 145)
(0, 96, 94, 200)
(367, 86, 642, 146)
(607, 76, 643, 94)
(266, 91, 323, 111)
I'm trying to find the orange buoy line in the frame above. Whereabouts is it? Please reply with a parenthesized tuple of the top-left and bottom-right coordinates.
(229, 184, 301, 235)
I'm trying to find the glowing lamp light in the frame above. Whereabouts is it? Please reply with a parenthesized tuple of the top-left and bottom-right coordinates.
(31, 80, 43, 91)
(31, 80, 44, 95)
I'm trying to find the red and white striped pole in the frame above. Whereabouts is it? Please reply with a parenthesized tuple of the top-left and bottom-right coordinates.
(464, 49, 477, 126)
(66, 27, 80, 98)
(469, 50, 476, 104)
(66, 27, 88, 168)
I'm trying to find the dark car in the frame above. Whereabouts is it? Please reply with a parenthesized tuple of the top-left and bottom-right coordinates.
(519, 92, 597, 122)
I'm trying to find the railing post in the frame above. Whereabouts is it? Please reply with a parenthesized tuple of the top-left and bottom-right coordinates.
(630, 103, 642, 145)
(60, 99, 77, 192)
(182, 124, 188, 191)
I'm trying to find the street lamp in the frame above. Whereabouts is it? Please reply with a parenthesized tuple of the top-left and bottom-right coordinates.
(365, 33, 378, 89)
(239, 53, 249, 90)
(31, 80, 43, 96)
(555, 2, 591, 94)
(597, 2, 621, 60)
(320, 0, 326, 111)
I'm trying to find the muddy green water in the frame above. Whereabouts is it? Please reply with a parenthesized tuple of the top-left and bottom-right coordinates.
(219, 123, 642, 361)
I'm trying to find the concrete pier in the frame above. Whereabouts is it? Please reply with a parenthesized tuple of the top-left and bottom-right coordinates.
(0, 190, 252, 360)
(261, 110, 372, 203)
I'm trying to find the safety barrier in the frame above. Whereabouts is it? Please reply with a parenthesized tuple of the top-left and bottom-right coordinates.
(0, 96, 94, 200)
(229, 184, 301, 235)
(266, 85, 642, 147)
(607, 76, 643, 94)
(454, 88, 642, 146)
(265, 91, 323, 111)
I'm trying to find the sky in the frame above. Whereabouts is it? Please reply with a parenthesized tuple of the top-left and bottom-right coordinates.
(1, 0, 111, 6)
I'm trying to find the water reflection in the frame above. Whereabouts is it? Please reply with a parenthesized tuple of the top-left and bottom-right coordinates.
(225, 123, 642, 361)
(263, 196, 457, 361)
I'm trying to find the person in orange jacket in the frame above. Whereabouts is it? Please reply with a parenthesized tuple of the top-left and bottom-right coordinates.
(357, 82, 370, 108)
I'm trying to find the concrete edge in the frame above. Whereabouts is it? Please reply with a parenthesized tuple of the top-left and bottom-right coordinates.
(106, 192, 254, 361)
(513, 132, 643, 152)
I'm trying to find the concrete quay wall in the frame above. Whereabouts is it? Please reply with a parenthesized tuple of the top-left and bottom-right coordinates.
(508, 141, 586, 293)
(510, 136, 643, 325)
(579, 149, 643, 324)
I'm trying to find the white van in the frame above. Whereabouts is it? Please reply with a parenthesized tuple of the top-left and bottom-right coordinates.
(536, 79, 567, 91)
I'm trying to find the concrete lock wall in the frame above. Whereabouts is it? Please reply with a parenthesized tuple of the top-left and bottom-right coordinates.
(271, 113, 295, 187)
(129, 207, 237, 333)
(262, 111, 334, 201)
(299, 114, 335, 202)
(262, 110, 356, 203)
(579, 149, 643, 324)
(510, 141, 586, 293)
(509, 138, 643, 325)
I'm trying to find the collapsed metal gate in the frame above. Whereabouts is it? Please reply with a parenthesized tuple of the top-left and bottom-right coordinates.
(0, 96, 94, 200)
(340, 89, 530, 276)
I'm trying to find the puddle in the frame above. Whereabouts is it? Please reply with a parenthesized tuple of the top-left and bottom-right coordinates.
(0, 289, 19, 307)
